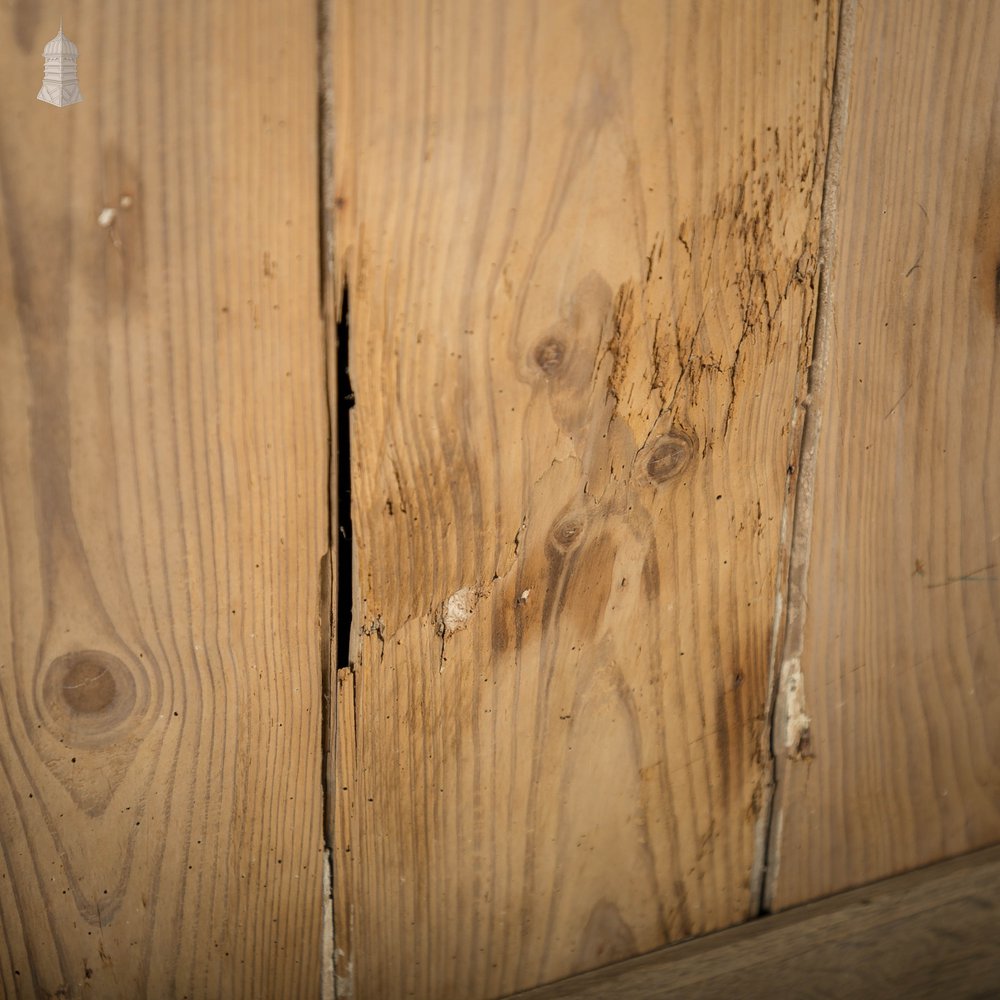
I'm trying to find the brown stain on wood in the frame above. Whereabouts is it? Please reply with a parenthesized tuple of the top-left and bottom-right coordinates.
(14, 0, 40, 53)
(572, 900, 639, 974)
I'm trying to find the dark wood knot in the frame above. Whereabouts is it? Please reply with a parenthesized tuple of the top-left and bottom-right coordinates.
(551, 515, 584, 550)
(61, 656, 117, 714)
(42, 650, 139, 744)
(646, 429, 696, 483)
(533, 337, 567, 376)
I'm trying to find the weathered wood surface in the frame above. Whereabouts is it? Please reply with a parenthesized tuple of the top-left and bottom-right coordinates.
(767, 0, 1000, 910)
(0, 2, 327, 997)
(511, 845, 1000, 1000)
(332, 2, 835, 996)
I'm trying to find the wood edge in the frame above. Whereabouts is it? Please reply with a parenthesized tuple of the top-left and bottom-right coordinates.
(759, 0, 859, 912)
(749, 0, 849, 913)
(318, 0, 338, 995)
(506, 843, 1000, 999)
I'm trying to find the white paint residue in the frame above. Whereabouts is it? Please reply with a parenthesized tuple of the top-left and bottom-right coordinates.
(97, 207, 116, 227)
(781, 657, 812, 758)
(518, 589, 531, 604)
(441, 587, 478, 637)
(333, 902, 355, 998)
(334, 947, 353, 999)
(321, 850, 334, 1000)
(769, 808, 784, 902)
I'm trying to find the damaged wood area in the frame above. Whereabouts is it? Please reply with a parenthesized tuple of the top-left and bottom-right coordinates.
(330, 2, 837, 997)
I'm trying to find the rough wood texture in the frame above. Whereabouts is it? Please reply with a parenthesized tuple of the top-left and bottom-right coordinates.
(510, 845, 1000, 1000)
(0, 2, 327, 996)
(332, 2, 835, 996)
(767, 0, 1000, 910)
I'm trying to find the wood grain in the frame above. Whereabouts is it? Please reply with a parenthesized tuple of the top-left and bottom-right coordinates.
(767, 0, 1000, 910)
(511, 845, 1000, 1000)
(0, 2, 327, 997)
(331, 2, 835, 996)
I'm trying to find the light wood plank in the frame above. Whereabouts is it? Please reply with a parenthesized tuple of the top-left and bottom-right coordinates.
(332, 2, 835, 996)
(511, 845, 1000, 1000)
(767, 0, 1000, 909)
(0, 2, 327, 996)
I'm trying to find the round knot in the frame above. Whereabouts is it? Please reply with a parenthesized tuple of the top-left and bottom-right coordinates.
(41, 651, 140, 746)
(533, 337, 567, 376)
(646, 430, 696, 483)
(551, 516, 584, 550)
(62, 658, 117, 714)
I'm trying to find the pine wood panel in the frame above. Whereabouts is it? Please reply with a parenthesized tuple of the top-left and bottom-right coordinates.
(513, 845, 1000, 1000)
(767, 0, 1000, 910)
(332, 2, 835, 996)
(0, 2, 327, 996)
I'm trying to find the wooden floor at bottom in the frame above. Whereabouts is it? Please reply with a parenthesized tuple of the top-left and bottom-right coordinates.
(509, 845, 1000, 1000)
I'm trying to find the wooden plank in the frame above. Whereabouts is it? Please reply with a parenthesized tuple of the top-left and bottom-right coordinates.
(510, 845, 1000, 1000)
(332, 2, 835, 996)
(0, 2, 327, 996)
(767, 0, 1000, 910)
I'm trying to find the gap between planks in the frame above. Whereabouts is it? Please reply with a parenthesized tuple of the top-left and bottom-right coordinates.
(752, 0, 859, 915)
(318, 0, 337, 996)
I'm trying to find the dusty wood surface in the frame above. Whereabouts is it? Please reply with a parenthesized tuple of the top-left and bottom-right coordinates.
(509, 845, 1000, 1000)
(332, 2, 835, 996)
(0, 2, 327, 997)
(767, 0, 1000, 910)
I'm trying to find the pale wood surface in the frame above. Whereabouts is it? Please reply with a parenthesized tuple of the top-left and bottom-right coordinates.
(767, 0, 1000, 910)
(0, 2, 327, 997)
(511, 845, 1000, 1000)
(332, 2, 835, 997)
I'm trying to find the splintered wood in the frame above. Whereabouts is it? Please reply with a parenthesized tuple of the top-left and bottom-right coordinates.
(331, 2, 835, 996)
(0, 2, 327, 997)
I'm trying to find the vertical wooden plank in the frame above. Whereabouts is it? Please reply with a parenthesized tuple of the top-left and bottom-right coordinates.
(0, 2, 327, 996)
(767, 0, 1000, 910)
(332, 2, 835, 996)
